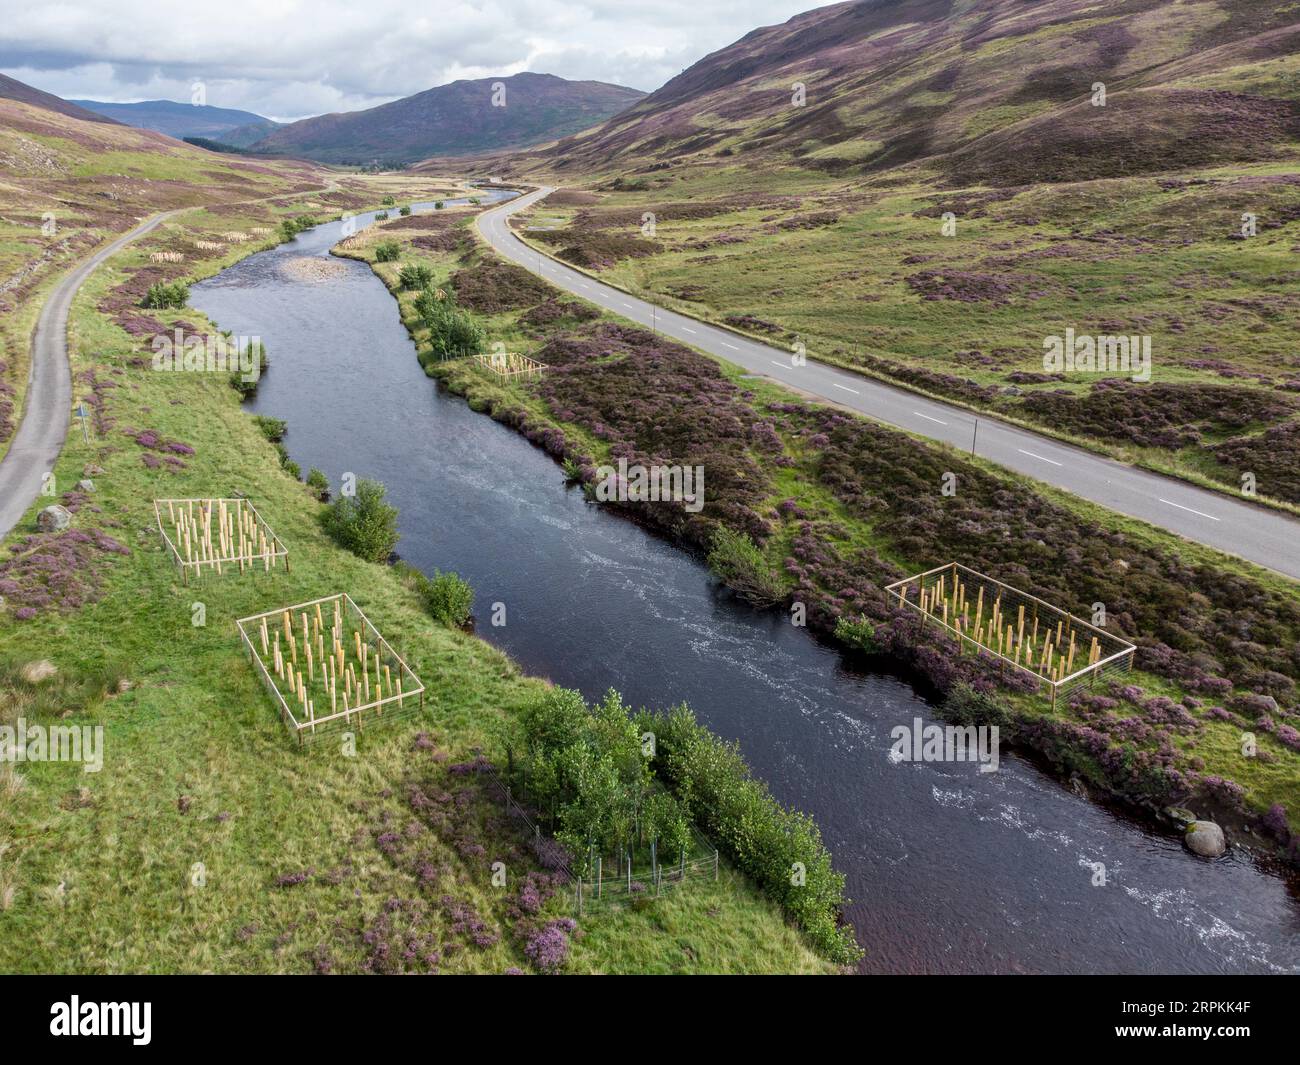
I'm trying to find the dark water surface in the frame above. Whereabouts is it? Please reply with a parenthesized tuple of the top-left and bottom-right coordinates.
(192, 195, 1300, 974)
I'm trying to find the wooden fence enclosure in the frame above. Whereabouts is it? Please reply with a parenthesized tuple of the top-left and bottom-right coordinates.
(886, 562, 1136, 706)
(236, 593, 426, 742)
(154, 497, 288, 583)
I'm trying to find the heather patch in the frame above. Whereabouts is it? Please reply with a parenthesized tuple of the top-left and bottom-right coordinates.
(518, 298, 599, 329)
(0, 528, 130, 621)
(450, 261, 552, 313)
(533, 230, 662, 269)
(531, 323, 774, 545)
(904, 269, 1018, 304)
(1210, 420, 1300, 505)
(1018, 381, 1293, 450)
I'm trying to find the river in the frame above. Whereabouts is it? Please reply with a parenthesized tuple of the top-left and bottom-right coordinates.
(191, 192, 1300, 974)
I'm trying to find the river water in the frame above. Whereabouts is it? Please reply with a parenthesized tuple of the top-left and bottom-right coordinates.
(191, 194, 1300, 974)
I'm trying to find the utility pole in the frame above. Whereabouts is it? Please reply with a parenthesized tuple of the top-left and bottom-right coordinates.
(971, 417, 979, 455)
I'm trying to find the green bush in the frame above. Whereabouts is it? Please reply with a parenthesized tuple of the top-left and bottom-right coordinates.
(415, 291, 486, 359)
(636, 702, 862, 964)
(278, 214, 317, 240)
(834, 615, 879, 654)
(321, 478, 400, 563)
(399, 205, 412, 216)
(375, 210, 389, 221)
(141, 280, 189, 309)
(381, 196, 395, 206)
(306, 468, 330, 502)
(434, 200, 445, 210)
(942, 682, 1012, 730)
(252, 415, 286, 442)
(374, 240, 401, 263)
(706, 527, 786, 606)
(398, 263, 434, 290)
(416, 569, 474, 627)
(229, 341, 268, 398)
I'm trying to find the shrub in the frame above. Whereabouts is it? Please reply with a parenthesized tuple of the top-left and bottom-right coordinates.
(374, 240, 401, 263)
(399, 205, 412, 217)
(638, 702, 862, 964)
(416, 292, 486, 359)
(278, 214, 317, 240)
(375, 210, 389, 220)
(834, 615, 879, 653)
(229, 342, 268, 397)
(306, 468, 330, 501)
(399, 263, 434, 290)
(706, 527, 786, 606)
(321, 478, 400, 563)
(942, 682, 1012, 729)
(141, 280, 189, 309)
(381, 196, 395, 206)
(252, 415, 286, 442)
(434, 200, 445, 210)
(418, 569, 474, 627)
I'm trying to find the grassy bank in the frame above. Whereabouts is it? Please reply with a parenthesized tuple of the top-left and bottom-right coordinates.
(0, 192, 835, 973)
(339, 199, 1300, 865)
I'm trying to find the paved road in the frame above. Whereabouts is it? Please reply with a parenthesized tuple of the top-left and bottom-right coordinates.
(0, 211, 177, 542)
(478, 186, 1300, 581)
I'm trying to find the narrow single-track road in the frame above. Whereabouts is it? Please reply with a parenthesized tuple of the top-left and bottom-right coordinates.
(0, 211, 179, 542)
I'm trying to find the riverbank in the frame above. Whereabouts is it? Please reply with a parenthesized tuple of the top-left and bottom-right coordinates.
(0, 185, 836, 973)
(341, 198, 1300, 871)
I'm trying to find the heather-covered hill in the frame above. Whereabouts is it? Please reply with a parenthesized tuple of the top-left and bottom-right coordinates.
(495, 0, 1300, 181)
(252, 72, 644, 165)
(0, 72, 120, 126)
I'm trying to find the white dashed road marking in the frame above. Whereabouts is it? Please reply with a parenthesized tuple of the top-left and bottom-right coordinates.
(1159, 499, 1221, 521)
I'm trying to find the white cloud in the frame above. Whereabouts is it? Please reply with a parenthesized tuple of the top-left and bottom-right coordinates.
(0, 0, 820, 120)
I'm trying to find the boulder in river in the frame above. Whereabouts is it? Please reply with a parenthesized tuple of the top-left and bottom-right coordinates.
(36, 504, 72, 532)
(1185, 820, 1227, 858)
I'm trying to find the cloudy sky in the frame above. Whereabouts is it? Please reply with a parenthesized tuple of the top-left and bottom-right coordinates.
(0, 0, 822, 121)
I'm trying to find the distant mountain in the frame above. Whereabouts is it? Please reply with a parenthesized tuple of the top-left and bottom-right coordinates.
(507, 0, 1300, 184)
(219, 119, 284, 148)
(251, 72, 645, 164)
(68, 98, 282, 142)
(0, 73, 120, 125)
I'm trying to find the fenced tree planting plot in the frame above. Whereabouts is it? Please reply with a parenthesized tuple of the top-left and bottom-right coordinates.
(236, 593, 425, 743)
(472, 351, 547, 381)
(886, 562, 1136, 706)
(480, 761, 719, 915)
(154, 497, 288, 583)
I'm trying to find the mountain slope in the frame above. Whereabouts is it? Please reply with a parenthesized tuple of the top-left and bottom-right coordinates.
(503, 0, 1300, 183)
(0, 73, 120, 125)
(253, 72, 644, 164)
(68, 98, 281, 141)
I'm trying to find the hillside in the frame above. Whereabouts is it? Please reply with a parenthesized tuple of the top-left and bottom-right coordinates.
(252, 72, 644, 164)
(503, 0, 1300, 181)
(69, 98, 282, 142)
(0, 72, 119, 125)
